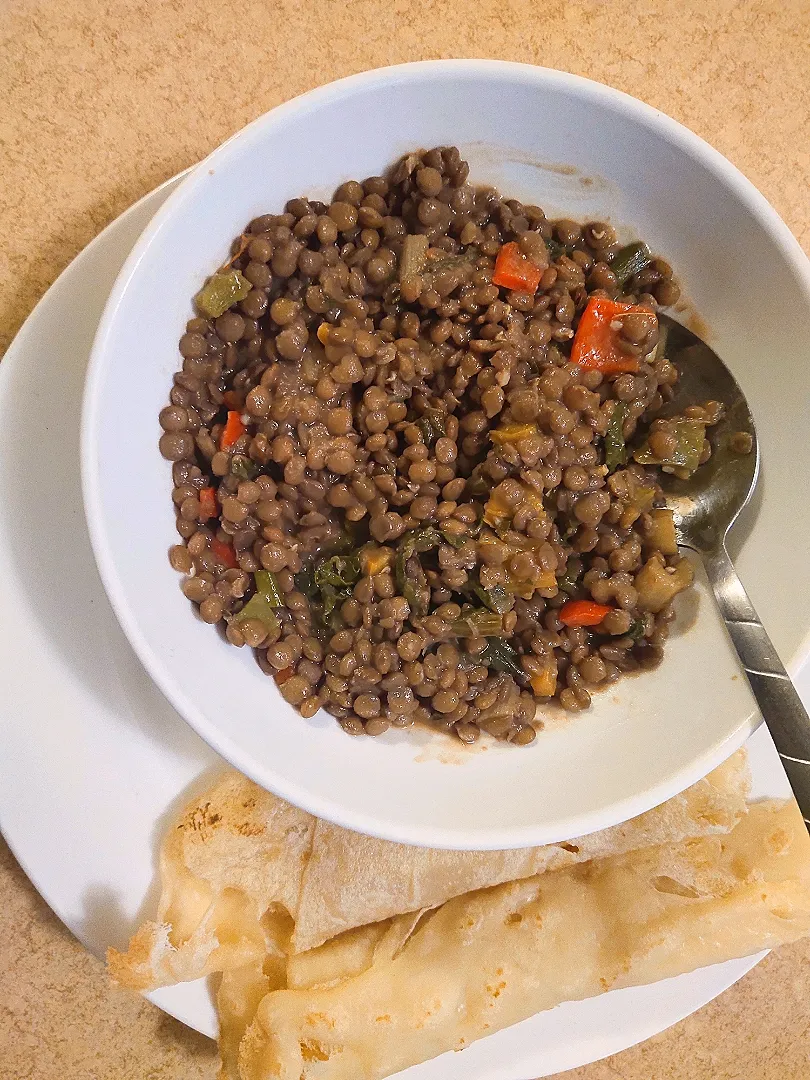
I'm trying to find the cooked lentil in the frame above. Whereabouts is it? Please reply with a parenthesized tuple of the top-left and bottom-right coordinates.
(162, 147, 720, 745)
(729, 430, 754, 455)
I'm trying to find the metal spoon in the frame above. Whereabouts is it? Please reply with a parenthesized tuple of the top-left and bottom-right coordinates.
(656, 314, 810, 823)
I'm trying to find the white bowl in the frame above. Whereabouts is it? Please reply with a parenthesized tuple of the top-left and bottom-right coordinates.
(82, 60, 810, 849)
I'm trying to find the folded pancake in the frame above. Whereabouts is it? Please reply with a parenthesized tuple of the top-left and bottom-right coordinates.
(108, 752, 749, 988)
(291, 748, 750, 951)
(218, 913, 428, 1079)
(238, 799, 810, 1080)
(107, 773, 313, 990)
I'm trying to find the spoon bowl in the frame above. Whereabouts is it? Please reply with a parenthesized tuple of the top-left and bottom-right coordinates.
(658, 314, 810, 825)
(657, 316, 759, 554)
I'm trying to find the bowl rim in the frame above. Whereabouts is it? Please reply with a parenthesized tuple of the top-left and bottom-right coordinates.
(81, 59, 810, 848)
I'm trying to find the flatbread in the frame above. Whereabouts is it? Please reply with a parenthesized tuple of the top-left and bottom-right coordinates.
(238, 799, 810, 1080)
(107, 773, 313, 990)
(108, 752, 749, 987)
(291, 749, 750, 951)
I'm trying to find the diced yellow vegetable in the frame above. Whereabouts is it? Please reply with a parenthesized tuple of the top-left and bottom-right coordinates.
(479, 529, 558, 598)
(644, 508, 678, 556)
(482, 509, 510, 533)
(536, 569, 558, 589)
(530, 666, 557, 697)
(619, 505, 642, 529)
(523, 655, 558, 697)
(504, 569, 557, 600)
(316, 323, 330, 345)
(618, 483, 656, 528)
(484, 482, 545, 530)
(632, 486, 656, 512)
(483, 489, 512, 530)
(635, 554, 694, 613)
(522, 656, 557, 699)
(490, 424, 538, 446)
(360, 546, 395, 576)
(522, 486, 546, 515)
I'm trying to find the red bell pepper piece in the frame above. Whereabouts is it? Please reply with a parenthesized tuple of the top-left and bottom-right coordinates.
(571, 296, 653, 375)
(198, 487, 217, 520)
(210, 537, 238, 569)
(492, 242, 543, 294)
(559, 599, 614, 627)
(220, 410, 246, 450)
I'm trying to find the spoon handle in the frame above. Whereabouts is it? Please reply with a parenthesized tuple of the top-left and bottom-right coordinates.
(703, 544, 810, 826)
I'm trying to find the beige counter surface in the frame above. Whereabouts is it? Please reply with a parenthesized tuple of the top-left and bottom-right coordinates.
(2, 1, 810, 1077)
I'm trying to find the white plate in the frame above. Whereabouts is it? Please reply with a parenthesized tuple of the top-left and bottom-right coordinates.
(1, 173, 808, 1078)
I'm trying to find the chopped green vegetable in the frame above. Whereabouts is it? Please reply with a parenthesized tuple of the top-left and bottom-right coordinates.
(317, 583, 344, 620)
(313, 555, 361, 620)
(609, 241, 652, 287)
(331, 526, 360, 556)
(294, 565, 317, 602)
(557, 561, 582, 595)
(466, 515, 483, 540)
(401, 576, 429, 618)
(472, 582, 513, 615)
(628, 618, 646, 641)
(255, 570, 284, 608)
(233, 592, 281, 635)
(294, 552, 363, 629)
(383, 282, 402, 310)
(634, 418, 706, 475)
(395, 528, 440, 617)
(430, 250, 479, 273)
(399, 234, 429, 283)
(195, 269, 252, 320)
(653, 320, 669, 363)
(416, 408, 447, 446)
(314, 554, 361, 590)
(422, 247, 479, 285)
(398, 527, 442, 562)
(449, 610, 506, 637)
(477, 638, 524, 679)
(465, 472, 491, 501)
(544, 236, 565, 261)
(439, 526, 467, 549)
(605, 401, 629, 472)
(230, 455, 259, 480)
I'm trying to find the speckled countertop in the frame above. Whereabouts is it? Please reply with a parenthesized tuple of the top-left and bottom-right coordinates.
(2, 2, 810, 1077)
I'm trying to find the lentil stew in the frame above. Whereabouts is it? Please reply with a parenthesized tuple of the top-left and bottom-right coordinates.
(160, 146, 720, 746)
